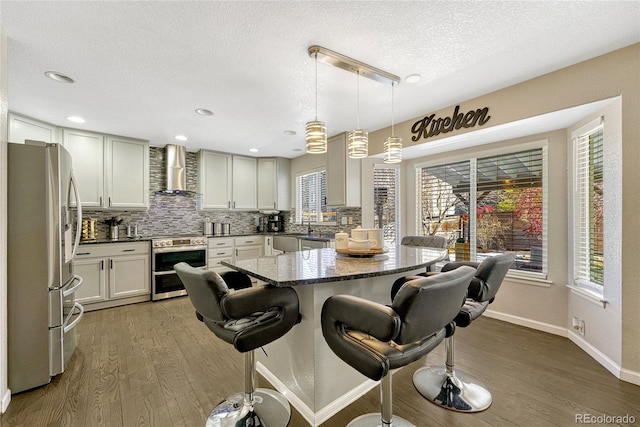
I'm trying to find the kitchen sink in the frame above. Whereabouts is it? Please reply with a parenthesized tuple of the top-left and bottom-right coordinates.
(273, 235, 300, 252)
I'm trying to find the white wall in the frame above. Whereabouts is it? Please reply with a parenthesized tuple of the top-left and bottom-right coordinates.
(364, 43, 639, 383)
(0, 24, 11, 412)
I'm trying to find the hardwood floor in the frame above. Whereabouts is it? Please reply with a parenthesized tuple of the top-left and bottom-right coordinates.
(2, 297, 639, 427)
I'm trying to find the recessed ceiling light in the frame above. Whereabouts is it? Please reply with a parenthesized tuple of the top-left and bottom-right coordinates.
(405, 74, 422, 84)
(195, 108, 214, 116)
(45, 71, 75, 84)
(66, 116, 85, 123)
(249, 148, 259, 153)
(284, 130, 296, 136)
(292, 148, 303, 152)
(175, 135, 188, 141)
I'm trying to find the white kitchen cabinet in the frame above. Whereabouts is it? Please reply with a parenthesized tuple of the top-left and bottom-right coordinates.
(326, 132, 361, 207)
(198, 151, 258, 210)
(263, 235, 273, 256)
(106, 136, 149, 208)
(207, 237, 234, 274)
(234, 235, 263, 259)
(198, 151, 232, 209)
(74, 242, 150, 310)
(232, 156, 257, 209)
(257, 157, 291, 210)
(8, 113, 60, 144)
(63, 129, 149, 209)
(63, 129, 105, 208)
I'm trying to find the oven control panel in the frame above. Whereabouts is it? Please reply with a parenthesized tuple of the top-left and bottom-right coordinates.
(152, 236, 208, 248)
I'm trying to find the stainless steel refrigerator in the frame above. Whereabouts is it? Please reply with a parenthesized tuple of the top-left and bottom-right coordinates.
(7, 141, 84, 393)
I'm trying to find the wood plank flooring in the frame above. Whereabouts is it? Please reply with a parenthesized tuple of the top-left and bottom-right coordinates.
(2, 297, 639, 427)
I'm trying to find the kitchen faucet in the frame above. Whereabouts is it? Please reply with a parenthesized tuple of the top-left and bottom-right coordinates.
(305, 218, 313, 235)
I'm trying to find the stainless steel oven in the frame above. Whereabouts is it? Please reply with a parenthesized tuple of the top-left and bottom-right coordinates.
(152, 236, 207, 300)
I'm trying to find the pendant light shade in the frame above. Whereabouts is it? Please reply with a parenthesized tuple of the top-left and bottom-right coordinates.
(306, 121, 327, 153)
(383, 82, 402, 163)
(348, 71, 368, 158)
(306, 52, 327, 154)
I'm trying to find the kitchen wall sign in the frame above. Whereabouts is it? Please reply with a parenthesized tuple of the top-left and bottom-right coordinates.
(411, 105, 491, 141)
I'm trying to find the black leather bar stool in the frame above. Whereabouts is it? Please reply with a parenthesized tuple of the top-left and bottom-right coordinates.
(174, 262, 300, 427)
(322, 266, 476, 427)
(391, 252, 515, 412)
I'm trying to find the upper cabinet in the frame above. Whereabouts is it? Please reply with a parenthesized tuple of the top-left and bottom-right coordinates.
(326, 132, 361, 207)
(257, 157, 291, 210)
(198, 150, 232, 209)
(63, 129, 149, 209)
(232, 156, 257, 209)
(106, 136, 149, 209)
(8, 113, 60, 144)
(199, 150, 282, 211)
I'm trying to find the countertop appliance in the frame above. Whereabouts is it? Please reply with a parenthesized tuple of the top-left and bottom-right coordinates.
(266, 214, 284, 232)
(7, 141, 84, 393)
(152, 236, 207, 300)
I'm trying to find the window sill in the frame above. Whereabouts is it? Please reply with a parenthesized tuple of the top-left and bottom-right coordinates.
(566, 284, 608, 308)
(505, 271, 553, 288)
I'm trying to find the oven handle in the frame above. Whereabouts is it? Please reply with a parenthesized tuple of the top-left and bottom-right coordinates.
(153, 266, 208, 276)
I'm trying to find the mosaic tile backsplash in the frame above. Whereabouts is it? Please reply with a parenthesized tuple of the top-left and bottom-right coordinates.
(82, 147, 362, 239)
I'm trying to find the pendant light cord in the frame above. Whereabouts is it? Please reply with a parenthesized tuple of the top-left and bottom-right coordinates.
(356, 71, 361, 129)
(314, 53, 319, 121)
(391, 83, 395, 137)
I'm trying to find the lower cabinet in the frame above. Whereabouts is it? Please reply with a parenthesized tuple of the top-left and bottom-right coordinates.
(74, 242, 150, 311)
(208, 235, 264, 278)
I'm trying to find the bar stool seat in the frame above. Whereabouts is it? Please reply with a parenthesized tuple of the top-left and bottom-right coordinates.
(322, 266, 476, 427)
(174, 262, 300, 427)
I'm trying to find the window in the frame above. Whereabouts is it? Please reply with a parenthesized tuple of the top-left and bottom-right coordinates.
(573, 119, 604, 289)
(418, 147, 546, 275)
(374, 166, 400, 245)
(296, 170, 336, 223)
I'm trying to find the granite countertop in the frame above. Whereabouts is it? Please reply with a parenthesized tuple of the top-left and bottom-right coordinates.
(80, 236, 152, 244)
(208, 232, 334, 241)
(221, 245, 448, 287)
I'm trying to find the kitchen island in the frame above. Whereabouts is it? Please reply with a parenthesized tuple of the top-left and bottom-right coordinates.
(222, 245, 448, 426)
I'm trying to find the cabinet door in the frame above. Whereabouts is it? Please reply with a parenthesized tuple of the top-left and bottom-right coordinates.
(199, 151, 232, 209)
(326, 133, 361, 207)
(73, 257, 107, 304)
(63, 129, 105, 207)
(235, 245, 262, 259)
(106, 136, 149, 209)
(257, 158, 277, 210)
(109, 255, 150, 299)
(9, 114, 58, 144)
(232, 156, 257, 209)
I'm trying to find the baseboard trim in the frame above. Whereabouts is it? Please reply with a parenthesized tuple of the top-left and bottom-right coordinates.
(484, 309, 568, 337)
(484, 310, 640, 387)
(1, 388, 11, 413)
(257, 361, 378, 426)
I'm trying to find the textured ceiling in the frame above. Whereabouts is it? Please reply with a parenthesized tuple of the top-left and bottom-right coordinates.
(1, 1, 638, 158)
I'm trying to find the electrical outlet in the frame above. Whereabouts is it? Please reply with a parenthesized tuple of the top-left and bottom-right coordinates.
(341, 217, 348, 225)
(578, 320, 585, 336)
(572, 317, 585, 335)
(348, 217, 353, 225)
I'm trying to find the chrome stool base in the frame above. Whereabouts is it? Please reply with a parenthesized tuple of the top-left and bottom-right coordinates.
(206, 388, 291, 427)
(413, 366, 492, 412)
(347, 413, 415, 427)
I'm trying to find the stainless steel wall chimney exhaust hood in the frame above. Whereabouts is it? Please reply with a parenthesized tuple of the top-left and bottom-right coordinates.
(162, 144, 188, 194)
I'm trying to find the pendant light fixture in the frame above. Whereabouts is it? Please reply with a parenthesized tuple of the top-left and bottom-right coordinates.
(383, 82, 402, 163)
(348, 71, 368, 158)
(305, 51, 327, 154)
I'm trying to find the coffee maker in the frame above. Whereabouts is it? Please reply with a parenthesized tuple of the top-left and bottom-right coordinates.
(266, 214, 284, 232)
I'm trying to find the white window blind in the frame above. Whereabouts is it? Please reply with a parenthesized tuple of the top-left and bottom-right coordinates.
(573, 121, 604, 288)
(374, 166, 400, 244)
(296, 170, 335, 223)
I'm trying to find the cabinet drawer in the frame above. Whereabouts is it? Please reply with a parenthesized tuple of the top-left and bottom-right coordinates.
(208, 237, 234, 249)
(234, 236, 263, 246)
(209, 247, 234, 258)
(76, 241, 150, 258)
(208, 256, 233, 269)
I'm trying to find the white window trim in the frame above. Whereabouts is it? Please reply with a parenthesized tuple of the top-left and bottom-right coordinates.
(415, 139, 549, 281)
(374, 163, 401, 244)
(570, 117, 604, 296)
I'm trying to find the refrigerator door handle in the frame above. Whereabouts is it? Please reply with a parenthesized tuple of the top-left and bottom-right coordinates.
(63, 302, 85, 334)
(62, 275, 84, 297)
(69, 170, 82, 260)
